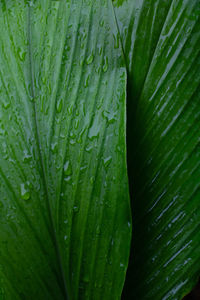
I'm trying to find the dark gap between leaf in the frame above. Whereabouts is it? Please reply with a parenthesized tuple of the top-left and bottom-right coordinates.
(122, 73, 153, 299)
(182, 280, 200, 300)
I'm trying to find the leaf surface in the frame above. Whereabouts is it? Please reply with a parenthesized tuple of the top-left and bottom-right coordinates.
(0, 1, 131, 299)
(114, 0, 200, 299)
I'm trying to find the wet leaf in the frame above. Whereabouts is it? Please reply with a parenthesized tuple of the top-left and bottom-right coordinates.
(114, 0, 200, 299)
(0, 1, 131, 299)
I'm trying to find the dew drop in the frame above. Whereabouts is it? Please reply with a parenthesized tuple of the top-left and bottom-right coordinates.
(97, 97, 103, 109)
(67, 105, 73, 115)
(85, 145, 93, 152)
(84, 74, 90, 88)
(88, 121, 100, 140)
(90, 176, 95, 184)
(65, 45, 71, 52)
(63, 160, 72, 176)
(64, 176, 72, 182)
(102, 110, 116, 124)
(70, 132, 76, 139)
(69, 139, 76, 145)
(113, 33, 120, 49)
(51, 142, 58, 154)
(80, 165, 87, 172)
(116, 145, 122, 153)
(98, 45, 103, 55)
(95, 66, 101, 74)
(103, 156, 112, 169)
(56, 98, 63, 113)
(20, 183, 30, 200)
(23, 151, 32, 163)
(86, 52, 94, 65)
(99, 19, 104, 27)
(102, 56, 108, 73)
(74, 119, 79, 129)
(3, 100, 10, 109)
(79, 56, 84, 66)
(18, 47, 26, 62)
(28, 0, 34, 7)
(73, 206, 79, 213)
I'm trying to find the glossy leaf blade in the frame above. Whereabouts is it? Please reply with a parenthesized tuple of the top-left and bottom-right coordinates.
(0, 1, 131, 299)
(114, 0, 200, 299)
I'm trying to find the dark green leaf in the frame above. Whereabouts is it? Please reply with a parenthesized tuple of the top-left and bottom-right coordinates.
(114, 0, 200, 299)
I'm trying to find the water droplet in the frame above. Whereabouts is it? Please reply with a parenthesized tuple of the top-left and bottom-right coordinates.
(90, 176, 95, 184)
(67, 105, 73, 115)
(70, 132, 76, 139)
(20, 183, 30, 200)
(44, 105, 49, 115)
(79, 56, 84, 66)
(28, 0, 34, 7)
(97, 97, 103, 109)
(64, 176, 72, 182)
(18, 47, 26, 62)
(56, 98, 63, 113)
(80, 165, 87, 172)
(113, 33, 120, 49)
(85, 145, 93, 152)
(73, 206, 79, 213)
(102, 110, 116, 124)
(3, 100, 10, 109)
(84, 74, 90, 87)
(103, 56, 108, 72)
(77, 135, 82, 144)
(69, 139, 76, 145)
(86, 52, 94, 65)
(88, 120, 100, 140)
(63, 161, 72, 176)
(65, 45, 71, 52)
(99, 19, 104, 27)
(23, 150, 32, 162)
(95, 66, 101, 74)
(103, 156, 112, 169)
(75, 108, 80, 116)
(98, 45, 103, 55)
(51, 142, 58, 154)
(74, 119, 79, 129)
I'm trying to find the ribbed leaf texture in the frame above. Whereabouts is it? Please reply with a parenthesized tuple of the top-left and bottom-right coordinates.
(0, 0, 199, 299)
(0, 1, 131, 299)
(113, 0, 200, 299)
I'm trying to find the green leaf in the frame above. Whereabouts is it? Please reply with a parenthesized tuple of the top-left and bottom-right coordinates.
(114, 0, 200, 299)
(0, 1, 131, 299)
